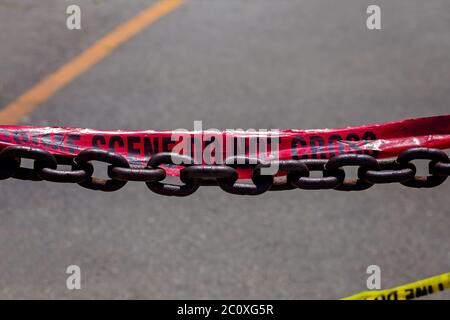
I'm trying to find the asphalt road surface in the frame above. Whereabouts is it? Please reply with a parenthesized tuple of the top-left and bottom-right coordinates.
(0, 0, 449, 299)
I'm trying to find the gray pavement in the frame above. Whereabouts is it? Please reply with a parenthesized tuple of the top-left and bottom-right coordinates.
(0, 0, 449, 299)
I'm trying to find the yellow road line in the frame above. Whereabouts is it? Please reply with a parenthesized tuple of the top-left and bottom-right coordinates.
(0, 0, 184, 124)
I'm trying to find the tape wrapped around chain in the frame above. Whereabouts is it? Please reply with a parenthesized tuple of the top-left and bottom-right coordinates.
(0, 115, 449, 195)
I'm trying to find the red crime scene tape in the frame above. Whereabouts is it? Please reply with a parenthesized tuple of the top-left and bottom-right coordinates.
(0, 115, 449, 177)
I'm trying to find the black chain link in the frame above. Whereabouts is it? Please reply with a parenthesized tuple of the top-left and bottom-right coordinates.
(74, 148, 130, 192)
(359, 159, 416, 184)
(326, 154, 380, 191)
(270, 160, 309, 191)
(216, 156, 274, 196)
(146, 152, 199, 197)
(0, 146, 57, 181)
(396, 148, 449, 188)
(290, 159, 345, 190)
(0, 145, 448, 196)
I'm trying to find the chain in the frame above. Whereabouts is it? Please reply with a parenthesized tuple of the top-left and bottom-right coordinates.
(0, 145, 449, 196)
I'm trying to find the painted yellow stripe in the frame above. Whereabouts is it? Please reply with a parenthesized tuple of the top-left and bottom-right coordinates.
(0, 0, 184, 124)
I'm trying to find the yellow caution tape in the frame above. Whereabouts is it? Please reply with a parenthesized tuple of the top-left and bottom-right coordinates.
(342, 273, 450, 300)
